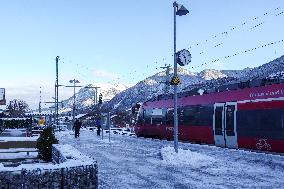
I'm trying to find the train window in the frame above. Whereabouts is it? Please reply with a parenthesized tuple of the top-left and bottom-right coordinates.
(282, 114, 284, 129)
(166, 108, 174, 124)
(225, 105, 235, 136)
(179, 105, 213, 126)
(215, 107, 223, 135)
(144, 109, 151, 124)
(143, 108, 167, 125)
(237, 109, 284, 139)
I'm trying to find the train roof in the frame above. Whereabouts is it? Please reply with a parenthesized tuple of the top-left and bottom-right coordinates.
(145, 77, 284, 104)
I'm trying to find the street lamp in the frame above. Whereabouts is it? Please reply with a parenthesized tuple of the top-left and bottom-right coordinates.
(173, 2, 189, 153)
(69, 79, 80, 126)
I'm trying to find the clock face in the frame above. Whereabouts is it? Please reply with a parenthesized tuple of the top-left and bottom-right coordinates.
(176, 49, 191, 66)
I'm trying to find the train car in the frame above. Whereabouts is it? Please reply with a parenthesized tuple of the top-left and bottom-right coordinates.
(134, 79, 284, 153)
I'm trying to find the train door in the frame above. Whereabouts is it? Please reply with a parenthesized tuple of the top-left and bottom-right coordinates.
(213, 102, 238, 148)
(213, 103, 226, 147)
(224, 102, 238, 148)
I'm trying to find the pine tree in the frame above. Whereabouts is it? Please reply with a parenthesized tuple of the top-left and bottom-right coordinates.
(36, 127, 58, 161)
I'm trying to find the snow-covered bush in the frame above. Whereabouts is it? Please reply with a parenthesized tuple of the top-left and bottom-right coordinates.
(36, 127, 58, 161)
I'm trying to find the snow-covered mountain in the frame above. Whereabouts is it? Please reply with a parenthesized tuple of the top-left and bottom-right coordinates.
(61, 55, 284, 113)
(104, 55, 284, 111)
(59, 83, 129, 113)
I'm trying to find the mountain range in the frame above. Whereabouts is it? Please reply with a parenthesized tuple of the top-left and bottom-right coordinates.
(60, 55, 284, 113)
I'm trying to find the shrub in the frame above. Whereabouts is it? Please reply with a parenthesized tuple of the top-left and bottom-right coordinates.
(36, 127, 58, 161)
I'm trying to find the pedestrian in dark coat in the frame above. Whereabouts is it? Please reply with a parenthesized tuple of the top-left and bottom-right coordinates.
(96, 117, 101, 136)
(73, 119, 82, 138)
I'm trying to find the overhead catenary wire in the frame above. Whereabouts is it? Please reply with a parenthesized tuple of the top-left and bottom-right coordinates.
(187, 6, 281, 50)
(190, 39, 284, 69)
(53, 6, 284, 89)
(151, 7, 283, 73)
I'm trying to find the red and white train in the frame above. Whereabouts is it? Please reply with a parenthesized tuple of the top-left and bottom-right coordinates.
(134, 79, 284, 153)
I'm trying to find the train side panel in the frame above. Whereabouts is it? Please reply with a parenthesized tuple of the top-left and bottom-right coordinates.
(237, 100, 284, 153)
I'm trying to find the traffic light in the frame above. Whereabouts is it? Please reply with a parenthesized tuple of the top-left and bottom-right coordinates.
(131, 107, 135, 115)
(131, 103, 141, 115)
(98, 93, 103, 104)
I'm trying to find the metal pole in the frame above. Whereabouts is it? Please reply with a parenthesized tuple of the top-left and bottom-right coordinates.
(54, 82, 56, 127)
(94, 90, 96, 105)
(173, 2, 178, 153)
(73, 79, 76, 127)
(108, 112, 110, 142)
(95, 88, 98, 105)
(39, 86, 42, 113)
(166, 65, 170, 93)
(56, 56, 59, 127)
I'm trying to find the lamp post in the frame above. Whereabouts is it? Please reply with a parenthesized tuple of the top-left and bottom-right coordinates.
(173, 2, 189, 153)
(69, 79, 80, 126)
(55, 56, 59, 126)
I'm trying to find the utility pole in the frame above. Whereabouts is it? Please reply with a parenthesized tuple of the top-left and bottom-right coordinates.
(73, 81, 76, 124)
(54, 82, 56, 127)
(39, 86, 42, 113)
(160, 64, 171, 94)
(55, 56, 59, 127)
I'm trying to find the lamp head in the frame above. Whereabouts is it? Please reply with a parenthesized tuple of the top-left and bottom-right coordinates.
(176, 4, 189, 16)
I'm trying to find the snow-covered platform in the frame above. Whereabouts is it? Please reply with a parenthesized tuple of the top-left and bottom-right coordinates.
(56, 130, 284, 189)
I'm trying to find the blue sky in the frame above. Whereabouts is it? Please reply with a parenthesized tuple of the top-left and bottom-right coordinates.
(0, 0, 284, 109)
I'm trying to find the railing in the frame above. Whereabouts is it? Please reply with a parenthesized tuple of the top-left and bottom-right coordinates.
(0, 164, 98, 189)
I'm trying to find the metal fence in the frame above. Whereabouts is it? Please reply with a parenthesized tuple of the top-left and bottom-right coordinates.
(0, 163, 98, 189)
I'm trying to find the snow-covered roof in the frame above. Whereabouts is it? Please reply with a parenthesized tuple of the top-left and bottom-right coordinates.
(0, 118, 29, 120)
(75, 114, 87, 119)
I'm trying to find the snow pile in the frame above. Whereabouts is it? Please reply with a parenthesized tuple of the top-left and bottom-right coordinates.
(53, 144, 94, 164)
(9, 129, 24, 137)
(161, 146, 217, 167)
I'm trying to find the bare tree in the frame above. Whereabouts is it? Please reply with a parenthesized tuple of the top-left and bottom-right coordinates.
(6, 99, 30, 117)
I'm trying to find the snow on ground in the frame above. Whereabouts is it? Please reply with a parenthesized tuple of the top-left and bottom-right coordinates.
(53, 144, 95, 164)
(161, 146, 217, 168)
(0, 137, 38, 141)
(56, 130, 284, 189)
(0, 152, 37, 160)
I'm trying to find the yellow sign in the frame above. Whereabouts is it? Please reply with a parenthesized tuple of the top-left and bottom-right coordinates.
(39, 117, 45, 126)
(170, 76, 181, 85)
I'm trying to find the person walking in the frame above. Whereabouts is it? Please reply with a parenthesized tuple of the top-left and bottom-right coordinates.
(73, 119, 82, 138)
(96, 117, 101, 136)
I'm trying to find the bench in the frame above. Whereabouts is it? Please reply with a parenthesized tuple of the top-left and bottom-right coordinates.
(0, 148, 38, 156)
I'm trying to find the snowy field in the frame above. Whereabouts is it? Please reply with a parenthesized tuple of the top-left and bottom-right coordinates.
(56, 130, 284, 189)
